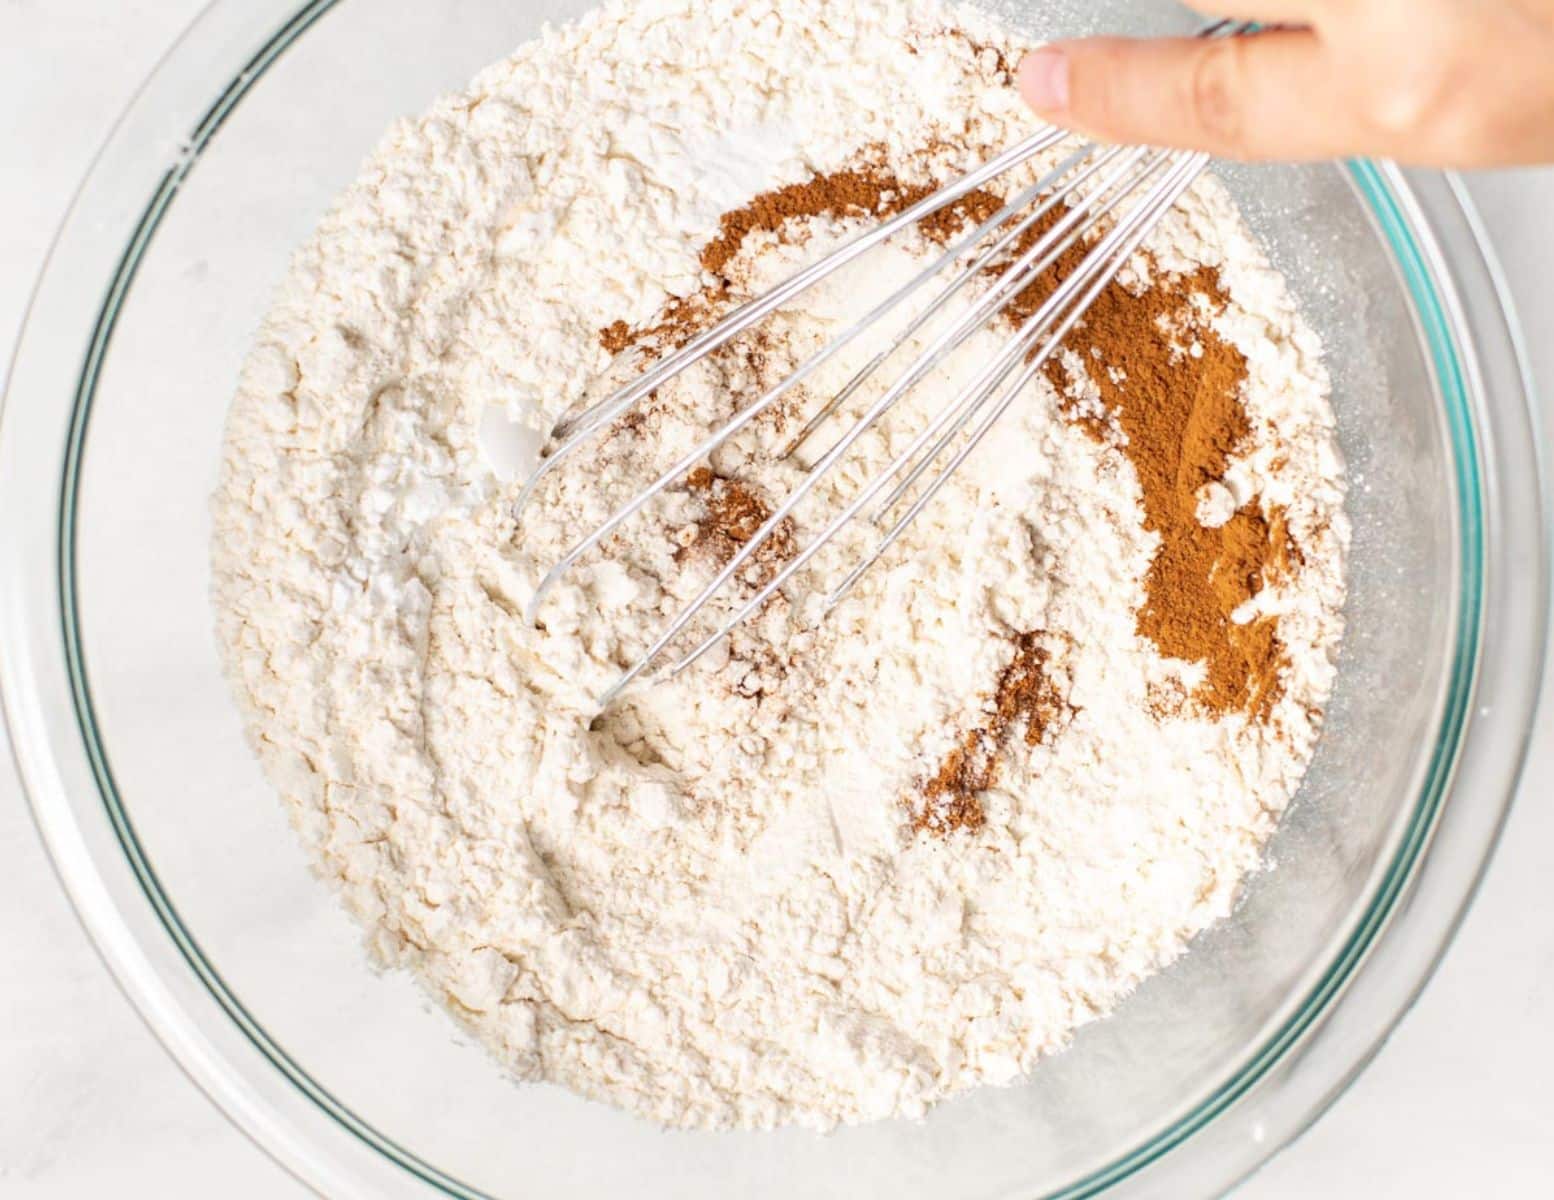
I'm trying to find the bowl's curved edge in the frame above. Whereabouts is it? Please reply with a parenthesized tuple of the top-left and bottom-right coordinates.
(1200, 168, 1551, 1199)
(0, 2, 416, 1197)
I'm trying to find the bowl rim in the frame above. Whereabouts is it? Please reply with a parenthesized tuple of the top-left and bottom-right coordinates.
(1, 2, 1547, 1197)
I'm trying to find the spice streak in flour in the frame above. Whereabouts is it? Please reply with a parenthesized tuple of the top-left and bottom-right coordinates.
(606, 160, 1300, 828)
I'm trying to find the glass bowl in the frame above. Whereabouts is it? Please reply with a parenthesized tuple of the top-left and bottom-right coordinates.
(1, 2, 1546, 1197)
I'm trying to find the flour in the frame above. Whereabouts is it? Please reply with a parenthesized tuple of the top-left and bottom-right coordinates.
(211, 0, 1348, 1131)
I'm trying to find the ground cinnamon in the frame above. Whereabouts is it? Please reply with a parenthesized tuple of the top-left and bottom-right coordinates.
(915, 633, 1071, 835)
(680, 466, 795, 583)
(700, 163, 1015, 277)
(1019, 250, 1292, 721)
(603, 160, 1008, 357)
(928, 193, 1293, 721)
(598, 150, 1294, 833)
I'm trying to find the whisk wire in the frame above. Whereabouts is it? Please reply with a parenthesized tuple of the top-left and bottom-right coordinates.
(593, 148, 1166, 703)
(513, 126, 1071, 518)
(823, 153, 1210, 612)
(644, 155, 1209, 698)
(776, 140, 1131, 460)
(866, 149, 1179, 521)
(522, 19, 1255, 707)
(523, 142, 1114, 624)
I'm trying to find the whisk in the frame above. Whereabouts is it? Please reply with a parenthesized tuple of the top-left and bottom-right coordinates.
(517, 20, 1254, 707)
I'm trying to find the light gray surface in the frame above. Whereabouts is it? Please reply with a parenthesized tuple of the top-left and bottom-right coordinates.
(1, 3, 1549, 1196)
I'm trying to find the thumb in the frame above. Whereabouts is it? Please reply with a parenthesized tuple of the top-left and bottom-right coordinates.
(1017, 30, 1346, 161)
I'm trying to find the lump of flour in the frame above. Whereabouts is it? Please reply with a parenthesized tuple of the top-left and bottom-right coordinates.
(211, 0, 1347, 1130)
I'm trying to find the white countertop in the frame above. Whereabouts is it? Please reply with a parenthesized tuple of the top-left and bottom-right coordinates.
(2, 3, 1550, 1196)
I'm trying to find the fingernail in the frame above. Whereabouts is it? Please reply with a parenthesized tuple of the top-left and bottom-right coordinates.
(1018, 48, 1070, 113)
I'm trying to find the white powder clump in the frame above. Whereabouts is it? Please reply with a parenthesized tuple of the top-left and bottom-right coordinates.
(212, 0, 1348, 1131)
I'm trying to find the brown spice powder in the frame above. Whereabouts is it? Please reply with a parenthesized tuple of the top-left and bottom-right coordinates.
(599, 293, 713, 356)
(602, 171, 1007, 360)
(680, 466, 796, 583)
(915, 633, 1071, 835)
(599, 155, 1010, 370)
(934, 197, 1294, 721)
(677, 468, 796, 701)
(1033, 257, 1292, 720)
(595, 150, 1298, 831)
(699, 161, 1015, 276)
(955, 36, 1019, 82)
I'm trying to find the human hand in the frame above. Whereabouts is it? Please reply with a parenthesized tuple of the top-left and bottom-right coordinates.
(1016, 1, 1554, 166)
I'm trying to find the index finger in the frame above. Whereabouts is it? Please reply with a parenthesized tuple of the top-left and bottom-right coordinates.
(1018, 29, 1358, 161)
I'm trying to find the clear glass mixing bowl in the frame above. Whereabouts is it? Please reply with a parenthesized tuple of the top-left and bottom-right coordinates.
(1, 2, 1547, 1197)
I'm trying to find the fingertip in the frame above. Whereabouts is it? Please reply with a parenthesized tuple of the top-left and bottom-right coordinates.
(1017, 48, 1071, 115)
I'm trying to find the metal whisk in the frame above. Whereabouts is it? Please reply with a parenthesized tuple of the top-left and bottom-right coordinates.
(517, 21, 1253, 706)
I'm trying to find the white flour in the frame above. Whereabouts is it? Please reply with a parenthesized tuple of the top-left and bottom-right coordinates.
(212, 0, 1347, 1130)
